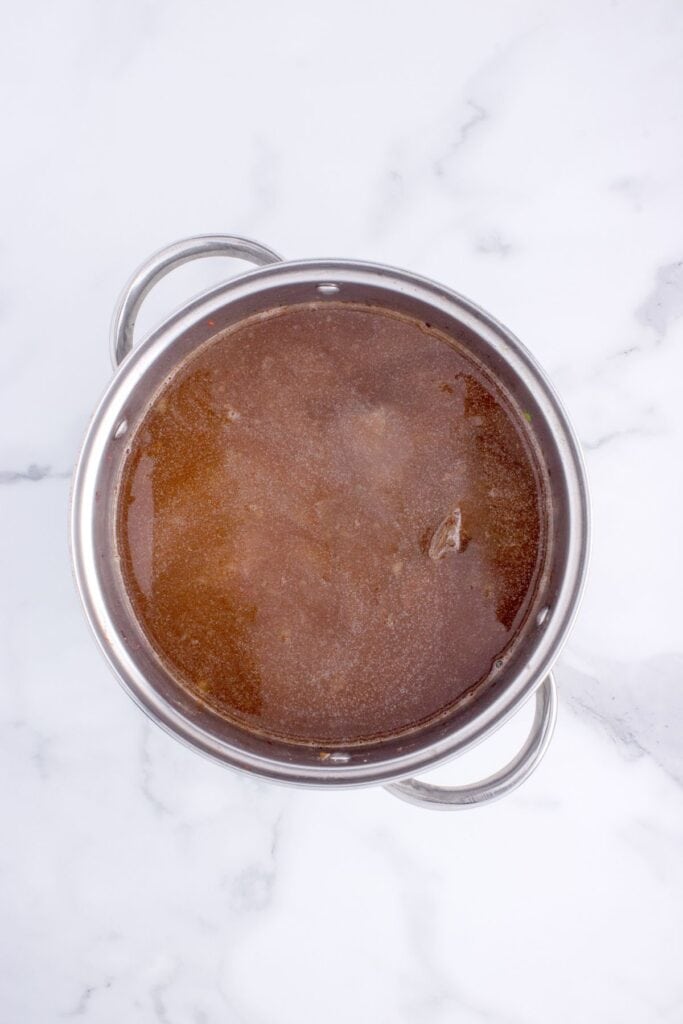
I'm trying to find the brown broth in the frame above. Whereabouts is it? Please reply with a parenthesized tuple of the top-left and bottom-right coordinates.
(116, 303, 547, 745)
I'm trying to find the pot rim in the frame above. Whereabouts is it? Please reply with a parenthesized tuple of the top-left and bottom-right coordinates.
(71, 256, 590, 787)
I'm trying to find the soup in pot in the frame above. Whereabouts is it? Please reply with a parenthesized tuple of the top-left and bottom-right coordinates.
(117, 303, 548, 745)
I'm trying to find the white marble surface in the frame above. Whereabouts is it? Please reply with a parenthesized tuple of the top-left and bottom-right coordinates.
(2, 1, 682, 1020)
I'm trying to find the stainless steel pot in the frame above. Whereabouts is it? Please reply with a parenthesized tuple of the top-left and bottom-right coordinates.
(71, 235, 590, 810)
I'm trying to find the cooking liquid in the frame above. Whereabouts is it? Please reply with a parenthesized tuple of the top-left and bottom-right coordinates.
(117, 303, 547, 745)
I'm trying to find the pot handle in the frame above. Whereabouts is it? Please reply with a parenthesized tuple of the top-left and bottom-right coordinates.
(385, 674, 557, 810)
(110, 234, 283, 368)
